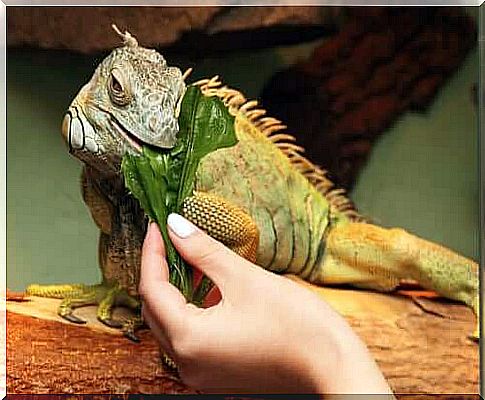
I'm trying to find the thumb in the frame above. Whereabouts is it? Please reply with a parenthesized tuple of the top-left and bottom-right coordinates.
(167, 213, 253, 293)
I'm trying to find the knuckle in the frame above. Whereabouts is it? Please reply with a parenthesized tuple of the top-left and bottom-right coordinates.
(195, 237, 225, 265)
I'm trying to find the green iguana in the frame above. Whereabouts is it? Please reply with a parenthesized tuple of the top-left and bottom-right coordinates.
(27, 27, 479, 342)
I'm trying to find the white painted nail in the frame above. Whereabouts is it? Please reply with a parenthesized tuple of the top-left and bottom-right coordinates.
(167, 213, 196, 238)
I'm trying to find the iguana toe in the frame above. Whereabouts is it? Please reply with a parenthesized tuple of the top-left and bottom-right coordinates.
(98, 317, 123, 329)
(161, 352, 177, 371)
(26, 282, 145, 339)
(469, 333, 479, 342)
(57, 290, 98, 324)
(123, 329, 141, 343)
(469, 296, 479, 342)
(469, 323, 479, 342)
(121, 315, 144, 343)
(60, 313, 87, 324)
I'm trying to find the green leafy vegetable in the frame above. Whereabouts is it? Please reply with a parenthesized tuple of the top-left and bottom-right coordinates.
(122, 85, 237, 302)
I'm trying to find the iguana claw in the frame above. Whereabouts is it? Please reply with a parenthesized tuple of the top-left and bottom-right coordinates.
(26, 282, 143, 339)
(161, 352, 177, 371)
(469, 315, 479, 342)
(123, 329, 140, 343)
(98, 318, 123, 328)
(122, 316, 144, 343)
(469, 333, 479, 342)
(60, 313, 87, 324)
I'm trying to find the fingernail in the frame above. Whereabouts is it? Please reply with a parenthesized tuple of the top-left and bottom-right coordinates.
(167, 213, 196, 238)
(147, 221, 158, 236)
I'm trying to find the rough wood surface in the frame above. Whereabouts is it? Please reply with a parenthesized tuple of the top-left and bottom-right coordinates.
(7, 7, 341, 54)
(7, 278, 478, 395)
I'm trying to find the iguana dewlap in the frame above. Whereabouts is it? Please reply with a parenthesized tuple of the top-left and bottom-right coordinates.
(27, 27, 479, 342)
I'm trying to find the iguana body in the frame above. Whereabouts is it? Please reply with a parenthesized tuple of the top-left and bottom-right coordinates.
(27, 28, 479, 341)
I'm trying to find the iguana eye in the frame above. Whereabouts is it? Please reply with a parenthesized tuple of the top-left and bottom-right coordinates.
(111, 75, 123, 93)
(108, 69, 132, 107)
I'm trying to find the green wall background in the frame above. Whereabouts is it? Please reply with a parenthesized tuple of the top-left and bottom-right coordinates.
(7, 44, 479, 291)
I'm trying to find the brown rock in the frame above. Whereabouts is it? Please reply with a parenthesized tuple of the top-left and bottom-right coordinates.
(261, 7, 476, 189)
(7, 6, 341, 54)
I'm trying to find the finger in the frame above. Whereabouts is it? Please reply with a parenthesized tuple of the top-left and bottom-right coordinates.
(167, 213, 253, 292)
(142, 304, 174, 356)
(142, 222, 168, 281)
(139, 222, 188, 338)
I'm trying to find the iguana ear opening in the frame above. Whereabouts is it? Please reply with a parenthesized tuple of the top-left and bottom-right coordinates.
(112, 24, 138, 48)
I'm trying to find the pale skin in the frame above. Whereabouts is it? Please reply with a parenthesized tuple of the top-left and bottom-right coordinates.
(139, 214, 395, 395)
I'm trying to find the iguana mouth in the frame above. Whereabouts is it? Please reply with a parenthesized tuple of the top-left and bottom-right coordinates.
(108, 115, 144, 154)
(105, 107, 179, 152)
(63, 105, 145, 155)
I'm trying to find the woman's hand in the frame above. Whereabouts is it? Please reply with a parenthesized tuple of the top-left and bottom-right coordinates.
(139, 214, 393, 395)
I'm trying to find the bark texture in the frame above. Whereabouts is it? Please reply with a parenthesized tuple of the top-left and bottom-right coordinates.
(261, 7, 477, 189)
(7, 7, 341, 54)
(6, 278, 478, 395)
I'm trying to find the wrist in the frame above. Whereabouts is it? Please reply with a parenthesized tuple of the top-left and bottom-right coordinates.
(300, 321, 393, 395)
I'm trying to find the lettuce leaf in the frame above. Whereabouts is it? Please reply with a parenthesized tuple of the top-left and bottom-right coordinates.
(122, 85, 237, 302)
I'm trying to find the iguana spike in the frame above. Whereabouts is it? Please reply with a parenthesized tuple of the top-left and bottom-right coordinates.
(182, 68, 193, 81)
(204, 89, 220, 97)
(112, 24, 138, 48)
(256, 117, 283, 131)
(262, 124, 287, 136)
(193, 78, 211, 86)
(195, 75, 365, 222)
(240, 100, 259, 113)
(227, 96, 246, 108)
(268, 133, 294, 143)
(220, 89, 246, 107)
(222, 88, 244, 99)
(245, 109, 266, 121)
(207, 76, 222, 87)
(276, 142, 305, 153)
(326, 187, 345, 197)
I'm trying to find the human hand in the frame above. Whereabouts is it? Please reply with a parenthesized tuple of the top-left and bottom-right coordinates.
(139, 214, 393, 395)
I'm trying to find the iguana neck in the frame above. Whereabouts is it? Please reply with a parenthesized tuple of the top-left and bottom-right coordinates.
(85, 165, 147, 294)
(84, 166, 126, 205)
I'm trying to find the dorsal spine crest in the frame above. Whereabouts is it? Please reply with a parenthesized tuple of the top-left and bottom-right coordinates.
(192, 76, 365, 222)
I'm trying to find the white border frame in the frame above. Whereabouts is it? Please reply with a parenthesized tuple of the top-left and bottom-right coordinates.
(1, 3, 482, 398)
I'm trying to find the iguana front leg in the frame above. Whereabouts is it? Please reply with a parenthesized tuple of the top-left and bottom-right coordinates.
(27, 190, 257, 346)
(157, 191, 260, 370)
(182, 191, 259, 262)
(181, 191, 259, 304)
(26, 168, 145, 340)
(26, 278, 143, 338)
(312, 222, 479, 340)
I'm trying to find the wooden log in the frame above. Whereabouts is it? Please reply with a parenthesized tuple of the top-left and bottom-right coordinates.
(6, 277, 478, 395)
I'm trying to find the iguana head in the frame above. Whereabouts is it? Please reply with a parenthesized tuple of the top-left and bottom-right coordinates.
(61, 25, 186, 174)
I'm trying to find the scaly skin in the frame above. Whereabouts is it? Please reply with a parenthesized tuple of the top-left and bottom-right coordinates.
(27, 27, 479, 342)
(194, 84, 478, 339)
